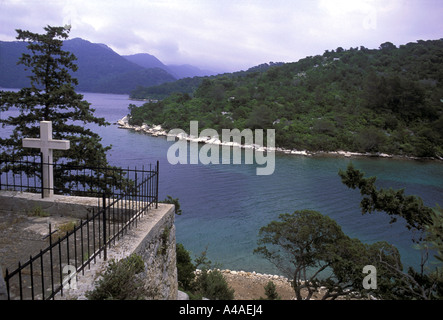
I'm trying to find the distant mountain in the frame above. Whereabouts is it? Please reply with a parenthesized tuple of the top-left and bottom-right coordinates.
(123, 53, 168, 70)
(123, 53, 218, 79)
(166, 64, 218, 79)
(0, 38, 176, 94)
(0, 41, 32, 88)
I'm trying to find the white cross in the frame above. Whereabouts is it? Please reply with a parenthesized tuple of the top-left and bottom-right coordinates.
(22, 121, 70, 198)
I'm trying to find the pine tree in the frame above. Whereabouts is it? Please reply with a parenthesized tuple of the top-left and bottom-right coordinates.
(0, 25, 121, 193)
(262, 281, 281, 300)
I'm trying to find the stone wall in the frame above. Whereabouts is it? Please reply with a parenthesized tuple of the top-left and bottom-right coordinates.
(0, 190, 100, 219)
(0, 266, 7, 300)
(133, 205, 178, 299)
(61, 203, 178, 300)
(0, 190, 178, 300)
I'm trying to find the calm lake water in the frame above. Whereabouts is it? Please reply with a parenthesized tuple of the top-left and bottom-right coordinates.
(2, 90, 443, 275)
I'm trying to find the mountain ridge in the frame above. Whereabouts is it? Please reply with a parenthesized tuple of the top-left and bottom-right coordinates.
(123, 53, 219, 79)
(0, 37, 219, 94)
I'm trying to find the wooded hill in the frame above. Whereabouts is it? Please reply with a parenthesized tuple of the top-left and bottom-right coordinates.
(128, 39, 443, 158)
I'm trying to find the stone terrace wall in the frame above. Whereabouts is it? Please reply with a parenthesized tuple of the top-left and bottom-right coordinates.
(0, 190, 100, 219)
(0, 190, 177, 300)
(61, 203, 178, 300)
(0, 266, 6, 300)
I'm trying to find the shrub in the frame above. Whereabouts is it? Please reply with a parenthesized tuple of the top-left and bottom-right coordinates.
(86, 253, 146, 300)
(261, 281, 281, 300)
(194, 269, 235, 300)
(160, 195, 182, 215)
(177, 244, 235, 299)
(176, 243, 196, 291)
(28, 205, 49, 217)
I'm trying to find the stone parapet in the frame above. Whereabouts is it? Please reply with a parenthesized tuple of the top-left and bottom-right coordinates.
(60, 203, 177, 300)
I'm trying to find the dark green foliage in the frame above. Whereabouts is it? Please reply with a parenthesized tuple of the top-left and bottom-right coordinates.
(0, 25, 128, 193)
(194, 269, 235, 300)
(160, 195, 183, 215)
(191, 246, 234, 299)
(426, 206, 443, 265)
(254, 210, 405, 300)
(128, 39, 443, 158)
(176, 244, 235, 300)
(338, 162, 433, 234)
(260, 281, 281, 300)
(176, 243, 196, 291)
(130, 77, 204, 100)
(339, 164, 443, 299)
(86, 253, 146, 300)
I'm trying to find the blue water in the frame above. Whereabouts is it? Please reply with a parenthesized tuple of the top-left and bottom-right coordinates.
(2, 90, 443, 275)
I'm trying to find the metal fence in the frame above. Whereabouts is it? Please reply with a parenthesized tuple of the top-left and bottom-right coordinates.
(0, 154, 158, 199)
(0, 156, 159, 300)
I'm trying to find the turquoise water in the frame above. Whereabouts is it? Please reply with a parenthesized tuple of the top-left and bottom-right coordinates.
(2, 90, 443, 276)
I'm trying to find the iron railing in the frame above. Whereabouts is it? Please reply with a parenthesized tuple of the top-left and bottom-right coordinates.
(0, 154, 158, 200)
(0, 156, 159, 300)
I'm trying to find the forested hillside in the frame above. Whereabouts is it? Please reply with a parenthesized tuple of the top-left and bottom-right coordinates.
(129, 62, 284, 100)
(128, 40, 443, 158)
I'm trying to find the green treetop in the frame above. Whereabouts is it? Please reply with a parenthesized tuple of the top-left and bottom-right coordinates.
(0, 25, 116, 192)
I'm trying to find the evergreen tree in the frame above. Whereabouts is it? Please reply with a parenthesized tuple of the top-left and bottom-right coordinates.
(0, 25, 118, 193)
(261, 281, 281, 300)
(254, 210, 404, 300)
(176, 243, 196, 291)
(339, 163, 443, 299)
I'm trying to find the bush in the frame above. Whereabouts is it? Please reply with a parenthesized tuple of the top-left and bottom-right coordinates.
(176, 244, 235, 300)
(86, 253, 146, 300)
(161, 195, 182, 215)
(261, 281, 281, 300)
(194, 269, 235, 300)
(176, 243, 196, 291)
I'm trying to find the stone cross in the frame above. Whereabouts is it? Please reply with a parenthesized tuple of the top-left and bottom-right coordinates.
(22, 121, 70, 198)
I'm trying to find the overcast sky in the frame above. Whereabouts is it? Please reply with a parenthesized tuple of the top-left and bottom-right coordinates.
(1, 0, 442, 73)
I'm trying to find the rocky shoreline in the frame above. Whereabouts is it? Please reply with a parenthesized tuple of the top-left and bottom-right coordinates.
(116, 116, 443, 162)
(219, 269, 289, 281)
(220, 269, 295, 300)
(184, 269, 361, 300)
(176, 269, 295, 300)
(198, 268, 291, 284)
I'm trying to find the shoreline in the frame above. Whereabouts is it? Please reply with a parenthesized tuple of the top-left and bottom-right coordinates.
(193, 269, 364, 300)
(197, 269, 296, 300)
(115, 116, 443, 162)
(198, 268, 291, 283)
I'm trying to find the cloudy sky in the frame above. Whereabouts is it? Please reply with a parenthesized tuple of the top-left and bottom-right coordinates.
(1, 0, 442, 72)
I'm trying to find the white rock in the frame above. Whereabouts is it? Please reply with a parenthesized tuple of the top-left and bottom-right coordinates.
(177, 290, 189, 300)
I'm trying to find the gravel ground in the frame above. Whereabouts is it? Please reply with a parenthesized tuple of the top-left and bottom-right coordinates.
(221, 270, 296, 300)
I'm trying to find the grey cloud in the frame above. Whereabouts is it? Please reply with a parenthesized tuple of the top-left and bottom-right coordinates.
(1, 0, 443, 73)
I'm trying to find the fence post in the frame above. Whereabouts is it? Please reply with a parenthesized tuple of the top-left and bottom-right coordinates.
(102, 193, 107, 261)
(40, 152, 44, 199)
(156, 160, 159, 209)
